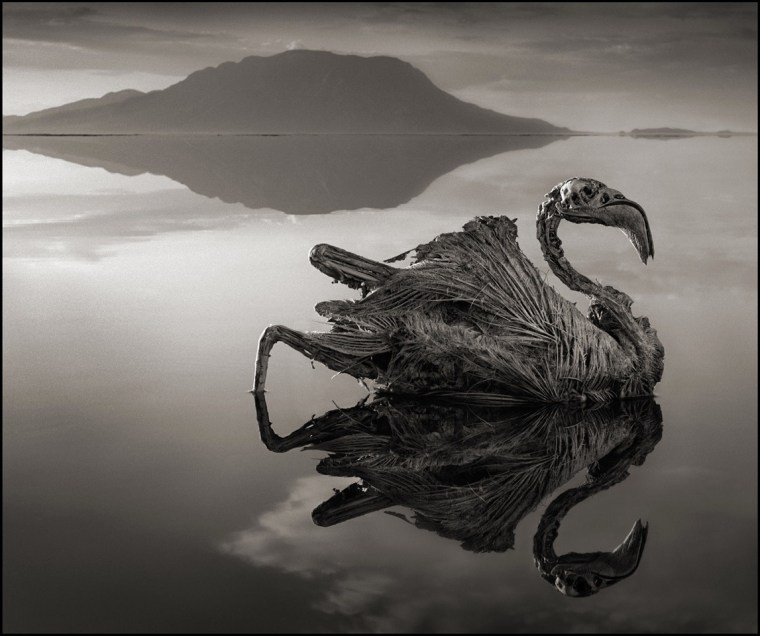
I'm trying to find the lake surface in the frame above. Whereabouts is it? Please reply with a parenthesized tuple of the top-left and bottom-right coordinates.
(3, 134, 757, 633)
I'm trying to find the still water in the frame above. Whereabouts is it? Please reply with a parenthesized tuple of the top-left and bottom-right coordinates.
(3, 135, 757, 632)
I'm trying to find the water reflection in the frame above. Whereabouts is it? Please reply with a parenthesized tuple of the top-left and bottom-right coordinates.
(4, 133, 756, 631)
(254, 393, 662, 597)
(3, 134, 565, 215)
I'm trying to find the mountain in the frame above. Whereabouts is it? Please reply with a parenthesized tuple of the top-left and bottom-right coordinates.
(2, 50, 567, 134)
(2, 90, 145, 131)
(3, 133, 565, 214)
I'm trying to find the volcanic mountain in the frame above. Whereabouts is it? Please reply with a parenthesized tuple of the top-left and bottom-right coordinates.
(3, 50, 567, 134)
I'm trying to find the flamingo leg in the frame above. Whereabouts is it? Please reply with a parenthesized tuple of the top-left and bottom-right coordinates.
(253, 324, 387, 394)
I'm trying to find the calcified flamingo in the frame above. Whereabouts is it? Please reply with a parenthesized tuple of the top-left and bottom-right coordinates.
(254, 178, 664, 403)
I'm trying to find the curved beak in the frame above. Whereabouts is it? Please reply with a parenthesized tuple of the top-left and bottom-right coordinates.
(556, 186, 654, 264)
(549, 519, 649, 596)
(600, 198, 655, 264)
(607, 518, 649, 579)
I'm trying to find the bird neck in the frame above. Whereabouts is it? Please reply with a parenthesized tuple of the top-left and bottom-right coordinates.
(533, 477, 615, 566)
(534, 400, 663, 569)
(533, 448, 634, 569)
(536, 205, 604, 298)
(536, 202, 645, 361)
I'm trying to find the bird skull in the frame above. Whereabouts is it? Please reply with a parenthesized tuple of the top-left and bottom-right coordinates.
(554, 177, 654, 263)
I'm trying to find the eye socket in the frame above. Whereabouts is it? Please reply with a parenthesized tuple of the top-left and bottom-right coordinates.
(600, 193, 610, 204)
(582, 185, 593, 196)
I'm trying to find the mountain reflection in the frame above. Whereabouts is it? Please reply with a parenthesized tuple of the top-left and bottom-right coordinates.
(255, 394, 662, 596)
(3, 134, 564, 215)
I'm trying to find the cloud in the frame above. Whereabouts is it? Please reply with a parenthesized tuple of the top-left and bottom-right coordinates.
(2, 3, 250, 77)
(220, 475, 531, 630)
(2, 189, 262, 260)
(2, 4, 214, 45)
(220, 471, 757, 632)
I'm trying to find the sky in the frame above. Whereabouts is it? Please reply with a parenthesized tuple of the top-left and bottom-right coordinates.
(2, 2, 757, 131)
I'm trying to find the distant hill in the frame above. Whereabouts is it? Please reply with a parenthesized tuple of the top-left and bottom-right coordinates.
(2, 90, 145, 131)
(627, 127, 700, 137)
(621, 127, 747, 140)
(2, 51, 568, 134)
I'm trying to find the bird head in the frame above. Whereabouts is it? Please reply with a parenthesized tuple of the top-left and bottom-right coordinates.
(549, 177, 654, 264)
(544, 519, 649, 597)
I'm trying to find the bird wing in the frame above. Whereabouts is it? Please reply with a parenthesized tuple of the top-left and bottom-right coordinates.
(321, 216, 633, 401)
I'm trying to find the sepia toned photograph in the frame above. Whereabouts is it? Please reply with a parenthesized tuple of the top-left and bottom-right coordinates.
(3, 3, 757, 633)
